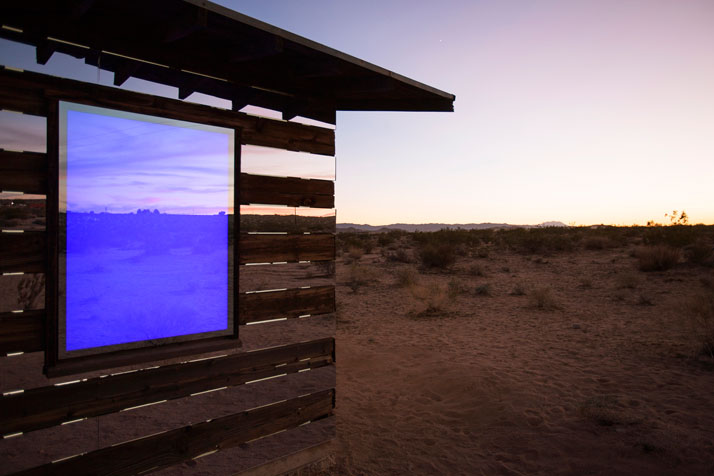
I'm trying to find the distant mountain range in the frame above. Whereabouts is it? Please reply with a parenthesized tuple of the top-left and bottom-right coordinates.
(336, 221, 568, 232)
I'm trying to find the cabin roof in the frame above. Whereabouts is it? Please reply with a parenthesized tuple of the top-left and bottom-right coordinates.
(0, 0, 455, 124)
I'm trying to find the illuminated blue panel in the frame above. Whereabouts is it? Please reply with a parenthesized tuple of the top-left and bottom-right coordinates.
(59, 102, 234, 355)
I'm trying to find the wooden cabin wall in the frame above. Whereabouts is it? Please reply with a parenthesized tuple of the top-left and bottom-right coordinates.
(0, 67, 336, 475)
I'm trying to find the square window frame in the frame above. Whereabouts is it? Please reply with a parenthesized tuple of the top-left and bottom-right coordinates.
(44, 98, 241, 377)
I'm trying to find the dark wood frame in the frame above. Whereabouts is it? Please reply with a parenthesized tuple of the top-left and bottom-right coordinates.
(44, 96, 243, 377)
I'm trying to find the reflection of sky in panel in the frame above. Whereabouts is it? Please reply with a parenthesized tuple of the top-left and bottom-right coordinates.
(65, 106, 233, 215)
(241, 145, 335, 180)
(240, 205, 335, 218)
(0, 110, 46, 153)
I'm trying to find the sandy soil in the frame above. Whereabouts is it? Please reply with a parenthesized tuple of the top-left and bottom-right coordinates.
(331, 244, 714, 475)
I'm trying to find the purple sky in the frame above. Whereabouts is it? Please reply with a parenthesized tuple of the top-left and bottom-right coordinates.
(225, 0, 714, 225)
(2, 0, 714, 225)
(61, 104, 233, 215)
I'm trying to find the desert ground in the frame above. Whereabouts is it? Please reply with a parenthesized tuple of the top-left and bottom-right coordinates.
(330, 227, 714, 475)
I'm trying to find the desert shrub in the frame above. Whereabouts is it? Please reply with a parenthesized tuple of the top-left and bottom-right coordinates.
(17, 274, 45, 309)
(614, 272, 639, 289)
(377, 230, 407, 247)
(347, 246, 364, 262)
(346, 263, 375, 293)
(685, 239, 714, 266)
(510, 283, 527, 296)
(474, 246, 490, 259)
(636, 245, 680, 271)
(409, 283, 449, 317)
(384, 248, 412, 264)
(613, 292, 626, 302)
(474, 283, 492, 296)
(583, 236, 614, 250)
(685, 291, 714, 358)
(412, 229, 481, 249)
(337, 232, 374, 254)
(580, 395, 639, 426)
(529, 287, 560, 310)
(468, 263, 487, 277)
(377, 233, 395, 247)
(498, 227, 578, 254)
(417, 243, 457, 270)
(642, 224, 701, 248)
(447, 278, 468, 297)
(313, 260, 336, 277)
(394, 267, 419, 288)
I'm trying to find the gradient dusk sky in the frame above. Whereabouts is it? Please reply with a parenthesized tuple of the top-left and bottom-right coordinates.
(2, 0, 713, 225)
(61, 103, 234, 215)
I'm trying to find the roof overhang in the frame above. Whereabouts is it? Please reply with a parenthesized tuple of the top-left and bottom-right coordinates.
(0, 0, 455, 124)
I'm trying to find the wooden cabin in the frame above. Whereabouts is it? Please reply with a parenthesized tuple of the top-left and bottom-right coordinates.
(0, 1, 454, 474)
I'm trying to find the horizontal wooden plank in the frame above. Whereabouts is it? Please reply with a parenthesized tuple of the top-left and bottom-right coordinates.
(0, 310, 44, 355)
(239, 262, 334, 293)
(0, 150, 46, 194)
(0, 337, 334, 435)
(0, 231, 45, 273)
(240, 234, 334, 264)
(0, 67, 335, 156)
(10, 388, 335, 476)
(153, 419, 335, 476)
(240, 286, 335, 324)
(240, 173, 334, 208)
(0, 366, 335, 475)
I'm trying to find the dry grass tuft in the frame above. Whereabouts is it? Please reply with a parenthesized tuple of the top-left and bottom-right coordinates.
(510, 282, 527, 296)
(448, 278, 469, 297)
(346, 263, 376, 293)
(347, 246, 364, 262)
(529, 286, 561, 310)
(474, 246, 490, 259)
(384, 248, 412, 263)
(409, 282, 450, 317)
(468, 263, 487, 277)
(580, 395, 640, 426)
(583, 236, 615, 250)
(474, 283, 492, 297)
(684, 291, 714, 358)
(394, 267, 420, 288)
(615, 272, 639, 289)
(685, 239, 714, 266)
(636, 245, 680, 271)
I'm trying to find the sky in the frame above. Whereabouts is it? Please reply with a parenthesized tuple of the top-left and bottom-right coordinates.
(61, 103, 234, 215)
(2, 0, 714, 225)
